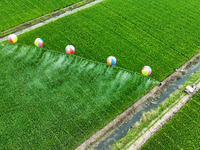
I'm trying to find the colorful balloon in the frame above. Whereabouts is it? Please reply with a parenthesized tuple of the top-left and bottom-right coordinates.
(65, 45, 75, 54)
(107, 56, 117, 66)
(8, 34, 18, 43)
(34, 38, 44, 47)
(142, 66, 152, 76)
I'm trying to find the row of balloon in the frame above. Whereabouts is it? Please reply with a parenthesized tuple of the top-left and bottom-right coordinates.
(8, 34, 152, 76)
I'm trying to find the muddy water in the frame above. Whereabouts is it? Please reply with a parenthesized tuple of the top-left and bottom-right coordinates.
(94, 59, 200, 150)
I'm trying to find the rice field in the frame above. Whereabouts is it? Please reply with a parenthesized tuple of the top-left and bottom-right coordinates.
(17, 0, 200, 81)
(0, 43, 157, 149)
(2, 0, 200, 149)
(140, 91, 200, 150)
(0, 0, 83, 31)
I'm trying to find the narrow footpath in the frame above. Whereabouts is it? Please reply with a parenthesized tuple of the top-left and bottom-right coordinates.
(127, 82, 200, 150)
(0, 0, 104, 42)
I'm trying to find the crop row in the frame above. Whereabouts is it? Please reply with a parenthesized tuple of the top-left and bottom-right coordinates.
(0, 0, 83, 31)
(0, 43, 157, 149)
(141, 91, 200, 149)
(103, 0, 200, 58)
(16, 0, 200, 81)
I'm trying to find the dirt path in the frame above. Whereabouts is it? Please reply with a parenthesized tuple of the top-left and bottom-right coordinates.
(0, 0, 104, 41)
(126, 82, 200, 150)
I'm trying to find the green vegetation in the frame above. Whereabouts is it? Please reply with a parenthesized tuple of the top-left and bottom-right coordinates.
(0, 43, 157, 150)
(17, 0, 200, 81)
(0, 0, 83, 31)
(141, 91, 200, 150)
(103, 0, 200, 58)
(2, 0, 200, 149)
(112, 70, 200, 150)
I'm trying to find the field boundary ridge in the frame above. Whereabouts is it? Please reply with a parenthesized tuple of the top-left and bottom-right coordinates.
(126, 81, 200, 150)
(0, 0, 104, 40)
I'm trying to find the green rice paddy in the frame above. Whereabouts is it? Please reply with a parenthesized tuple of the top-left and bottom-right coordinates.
(17, 0, 200, 81)
(0, 43, 157, 149)
(141, 91, 200, 150)
(0, 0, 83, 31)
(2, 0, 200, 149)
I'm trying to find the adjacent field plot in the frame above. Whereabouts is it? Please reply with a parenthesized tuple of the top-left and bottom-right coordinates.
(17, 0, 200, 81)
(0, 0, 82, 31)
(0, 43, 157, 150)
(103, 0, 200, 59)
(141, 91, 200, 150)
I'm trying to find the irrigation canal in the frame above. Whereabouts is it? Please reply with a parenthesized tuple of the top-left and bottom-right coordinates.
(94, 59, 200, 150)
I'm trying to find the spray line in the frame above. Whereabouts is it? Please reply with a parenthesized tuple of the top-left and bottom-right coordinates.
(0, 42, 159, 83)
